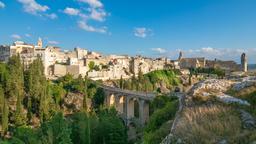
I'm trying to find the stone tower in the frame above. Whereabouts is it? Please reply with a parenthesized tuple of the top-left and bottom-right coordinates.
(178, 51, 183, 61)
(241, 53, 248, 72)
(37, 37, 43, 48)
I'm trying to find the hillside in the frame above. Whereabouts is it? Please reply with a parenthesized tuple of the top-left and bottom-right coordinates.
(161, 77, 256, 143)
(105, 69, 181, 94)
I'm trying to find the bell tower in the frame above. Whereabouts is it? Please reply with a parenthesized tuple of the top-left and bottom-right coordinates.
(178, 51, 183, 61)
(241, 53, 248, 72)
(37, 37, 43, 48)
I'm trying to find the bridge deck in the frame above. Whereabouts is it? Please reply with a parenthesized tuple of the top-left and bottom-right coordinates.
(99, 85, 156, 100)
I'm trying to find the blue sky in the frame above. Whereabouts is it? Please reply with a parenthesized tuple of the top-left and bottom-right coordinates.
(0, 0, 256, 63)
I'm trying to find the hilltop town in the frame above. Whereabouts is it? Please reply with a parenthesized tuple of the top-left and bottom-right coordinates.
(0, 38, 248, 80)
(0, 38, 256, 144)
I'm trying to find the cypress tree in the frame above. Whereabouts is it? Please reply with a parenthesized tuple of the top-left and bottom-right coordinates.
(2, 99, 9, 136)
(119, 76, 124, 89)
(6, 55, 26, 126)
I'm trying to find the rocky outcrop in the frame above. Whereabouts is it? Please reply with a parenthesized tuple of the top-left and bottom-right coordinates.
(189, 79, 232, 96)
(217, 94, 250, 106)
(160, 133, 184, 144)
(62, 92, 91, 114)
(239, 110, 256, 129)
(232, 77, 256, 91)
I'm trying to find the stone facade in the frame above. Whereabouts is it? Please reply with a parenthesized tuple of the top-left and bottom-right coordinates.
(0, 39, 170, 80)
(206, 59, 240, 72)
(179, 57, 206, 69)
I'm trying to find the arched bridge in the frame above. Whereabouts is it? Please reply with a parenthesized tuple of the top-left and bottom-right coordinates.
(99, 85, 156, 125)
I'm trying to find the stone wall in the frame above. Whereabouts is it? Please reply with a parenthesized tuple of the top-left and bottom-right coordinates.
(54, 64, 67, 76)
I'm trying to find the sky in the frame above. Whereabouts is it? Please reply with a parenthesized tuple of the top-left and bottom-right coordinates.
(0, 0, 256, 63)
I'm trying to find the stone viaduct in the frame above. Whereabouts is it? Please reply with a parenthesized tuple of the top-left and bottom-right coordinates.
(99, 85, 156, 125)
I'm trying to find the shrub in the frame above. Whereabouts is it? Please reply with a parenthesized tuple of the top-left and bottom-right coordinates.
(144, 100, 178, 133)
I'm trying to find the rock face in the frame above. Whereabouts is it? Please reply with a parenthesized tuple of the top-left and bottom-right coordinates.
(217, 94, 250, 106)
(239, 110, 256, 129)
(232, 76, 256, 91)
(160, 133, 184, 144)
(189, 79, 232, 96)
(63, 92, 91, 114)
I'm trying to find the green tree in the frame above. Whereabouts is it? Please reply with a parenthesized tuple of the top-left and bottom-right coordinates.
(0, 86, 4, 115)
(131, 74, 137, 90)
(138, 68, 144, 84)
(6, 55, 26, 126)
(92, 108, 127, 144)
(83, 77, 88, 112)
(119, 76, 124, 89)
(13, 126, 40, 144)
(1, 99, 9, 136)
(50, 83, 65, 108)
(24, 58, 52, 122)
(39, 113, 72, 144)
(0, 63, 8, 87)
(92, 88, 105, 110)
(71, 112, 91, 144)
(88, 61, 95, 71)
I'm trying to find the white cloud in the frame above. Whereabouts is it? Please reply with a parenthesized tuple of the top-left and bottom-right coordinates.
(0, 1, 5, 9)
(78, 0, 103, 8)
(17, 0, 49, 15)
(25, 33, 31, 37)
(89, 8, 107, 22)
(78, 21, 107, 33)
(11, 34, 22, 39)
(152, 48, 167, 54)
(48, 40, 59, 45)
(64, 7, 80, 16)
(45, 13, 57, 19)
(17, 0, 57, 19)
(63, 0, 109, 34)
(134, 27, 152, 38)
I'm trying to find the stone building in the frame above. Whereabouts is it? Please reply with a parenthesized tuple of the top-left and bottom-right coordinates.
(177, 51, 243, 72)
(0, 45, 10, 62)
(179, 57, 206, 69)
(205, 59, 240, 72)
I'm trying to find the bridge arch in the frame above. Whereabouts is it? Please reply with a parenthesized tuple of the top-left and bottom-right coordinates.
(100, 85, 155, 125)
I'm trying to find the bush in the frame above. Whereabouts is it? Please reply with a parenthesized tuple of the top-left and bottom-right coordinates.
(143, 120, 173, 144)
(145, 100, 178, 133)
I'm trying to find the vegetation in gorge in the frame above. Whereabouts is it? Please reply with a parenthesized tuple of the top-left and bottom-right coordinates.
(189, 67, 225, 78)
(143, 95, 179, 144)
(117, 69, 181, 93)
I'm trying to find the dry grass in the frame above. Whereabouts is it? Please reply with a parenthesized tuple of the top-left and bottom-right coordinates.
(232, 85, 256, 97)
(174, 105, 256, 144)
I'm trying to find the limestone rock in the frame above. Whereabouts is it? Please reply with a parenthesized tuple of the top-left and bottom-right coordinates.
(189, 79, 232, 96)
(232, 77, 256, 91)
(217, 94, 250, 106)
(239, 110, 256, 129)
(63, 92, 91, 114)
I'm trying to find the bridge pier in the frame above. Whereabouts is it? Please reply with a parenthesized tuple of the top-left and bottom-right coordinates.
(139, 99, 145, 125)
